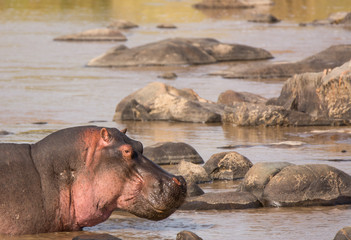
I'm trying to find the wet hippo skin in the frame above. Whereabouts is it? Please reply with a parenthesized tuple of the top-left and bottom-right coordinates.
(0, 126, 186, 235)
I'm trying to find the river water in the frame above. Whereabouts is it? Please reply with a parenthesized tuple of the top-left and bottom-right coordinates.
(1, 0, 351, 239)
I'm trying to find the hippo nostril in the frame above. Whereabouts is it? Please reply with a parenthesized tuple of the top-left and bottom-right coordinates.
(172, 177, 181, 186)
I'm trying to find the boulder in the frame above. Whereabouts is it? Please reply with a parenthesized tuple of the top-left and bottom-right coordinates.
(334, 226, 351, 240)
(193, 0, 273, 9)
(113, 82, 224, 123)
(87, 38, 273, 67)
(187, 182, 205, 197)
(300, 12, 351, 27)
(177, 160, 211, 183)
(238, 162, 294, 200)
(157, 23, 177, 29)
(217, 90, 267, 104)
(214, 45, 351, 79)
(262, 164, 351, 207)
(107, 20, 138, 29)
(271, 60, 351, 122)
(180, 191, 262, 210)
(204, 152, 253, 180)
(157, 72, 178, 79)
(143, 142, 204, 165)
(54, 28, 127, 41)
(176, 230, 203, 240)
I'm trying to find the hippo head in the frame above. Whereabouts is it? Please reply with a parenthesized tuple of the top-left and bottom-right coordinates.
(70, 127, 187, 228)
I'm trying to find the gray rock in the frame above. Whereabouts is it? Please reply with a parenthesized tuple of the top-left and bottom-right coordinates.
(157, 72, 178, 79)
(180, 191, 262, 210)
(334, 226, 351, 240)
(214, 44, 351, 79)
(238, 162, 294, 200)
(157, 24, 177, 29)
(54, 28, 127, 41)
(176, 230, 203, 240)
(204, 151, 253, 180)
(144, 142, 204, 165)
(186, 182, 205, 197)
(262, 164, 351, 207)
(87, 38, 273, 67)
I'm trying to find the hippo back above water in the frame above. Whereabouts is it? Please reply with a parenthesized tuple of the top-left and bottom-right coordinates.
(0, 126, 186, 235)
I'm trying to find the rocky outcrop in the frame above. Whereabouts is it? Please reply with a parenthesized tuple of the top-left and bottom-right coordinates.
(54, 28, 127, 41)
(143, 142, 204, 165)
(239, 162, 351, 207)
(113, 79, 351, 126)
(87, 38, 273, 67)
(248, 14, 280, 23)
(193, 0, 273, 9)
(204, 151, 253, 180)
(270, 60, 351, 123)
(214, 45, 351, 79)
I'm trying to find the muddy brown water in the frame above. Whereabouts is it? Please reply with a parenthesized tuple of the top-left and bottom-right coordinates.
(1, 0, 351, 239)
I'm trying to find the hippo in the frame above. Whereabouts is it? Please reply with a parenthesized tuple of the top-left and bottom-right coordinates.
(0, 126, 186, 235)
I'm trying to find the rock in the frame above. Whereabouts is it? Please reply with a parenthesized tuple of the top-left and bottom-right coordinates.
(248, 14, 280, 23)
(178, 160, 211, 183)
(72, 234, 121, 240)
(157, 24, 177, 29)
(334, 226, 351, 240)
(143, 142, 204, 165)
(0, 130, 13, 135)
(272, 60, 351, 122)
(214, 44, 351, 79)
(157, 72, 178, 79)
(262, 164, 351, 207)
(176, 230, 203, 240)
(238, 162, 294, 200)
(54, 28, 127, 41)
(113, 82, 224, 123)
(187, 182, 205, 197)
(204, 152, 253, 180)
(217, 90, 267, 104)
(180, 191, 262, 210)
(87, 38, 273, 67)
(300, 12, 351, 27)
(107, 20, 138, 29)
(193, 0, 273, 9)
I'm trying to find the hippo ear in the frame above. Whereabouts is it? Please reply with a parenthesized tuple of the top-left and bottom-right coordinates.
(121, 128, 127, 134)
(100, 128, 112, 143)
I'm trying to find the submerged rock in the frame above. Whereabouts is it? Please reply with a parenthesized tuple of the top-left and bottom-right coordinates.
(54, 28, 127, 41)
(248, 13, 280, 23)
(72, 234, 121, 240)
(214, 44, 351, 79)
(143, 142, 204, 165)
(204, 151, 253, 180)
(180, 191, 262, 210)
(300, 11, 351, 27)
(87, 38, 273, 67)
(107, 20, 138, 29)
(193, 0, 273, 9)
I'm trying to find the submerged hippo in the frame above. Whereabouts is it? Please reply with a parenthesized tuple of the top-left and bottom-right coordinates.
(0, 126, 186, 235)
